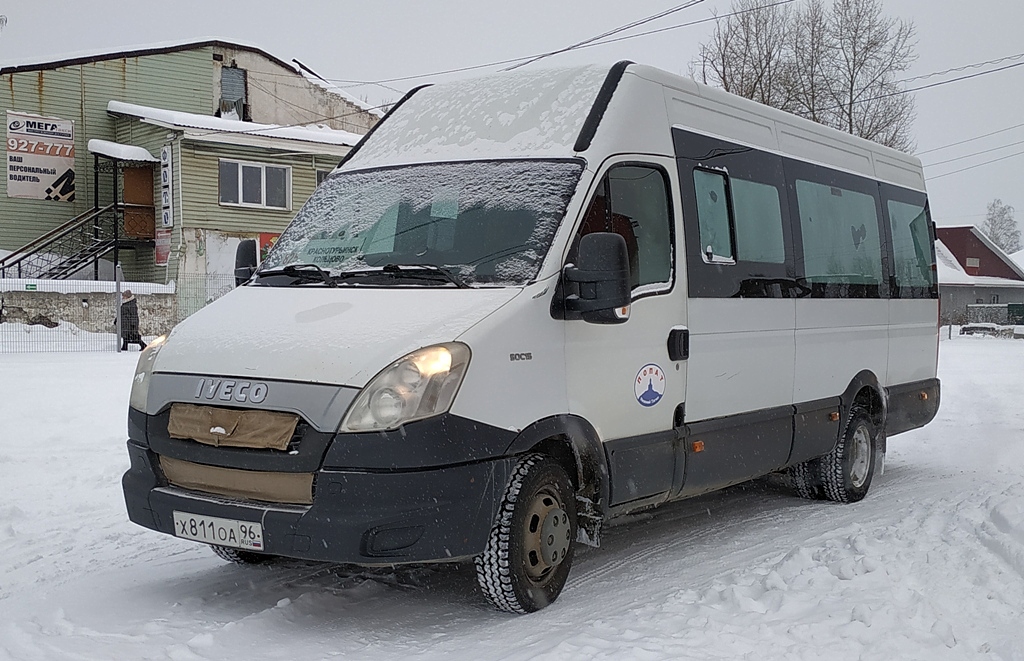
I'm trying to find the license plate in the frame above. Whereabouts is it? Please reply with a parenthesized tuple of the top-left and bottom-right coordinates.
(173, 511, 264, 550)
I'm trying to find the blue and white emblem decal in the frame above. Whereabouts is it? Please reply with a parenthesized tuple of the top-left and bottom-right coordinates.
(634, 364, 666, 407)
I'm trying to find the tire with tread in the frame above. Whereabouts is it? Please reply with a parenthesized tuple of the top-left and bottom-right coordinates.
(819, 405, 877, 503)
(787, 459, 821, 500)
(475, 453, 577, 614)
(211, 545, 276, 565)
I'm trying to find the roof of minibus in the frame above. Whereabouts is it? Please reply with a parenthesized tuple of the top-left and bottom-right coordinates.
(338, 63, 926, 192)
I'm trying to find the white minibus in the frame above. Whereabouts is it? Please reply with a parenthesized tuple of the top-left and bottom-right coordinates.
(123, 62, 940, 613)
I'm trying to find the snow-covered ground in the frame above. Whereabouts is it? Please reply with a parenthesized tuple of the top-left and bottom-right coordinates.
(1, 335, 1023, 660)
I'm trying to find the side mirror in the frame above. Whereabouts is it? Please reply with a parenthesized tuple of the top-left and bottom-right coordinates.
(563, 232, 631, 324)
(234, 239, 258, 287)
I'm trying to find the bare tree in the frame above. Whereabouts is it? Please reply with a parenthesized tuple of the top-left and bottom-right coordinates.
(823, 0, 916, 151)
(693, 0, 918, 152)
(693, 0, 793, 108)
(982, 199, 1022, 254)
(784, 0, 831, 123)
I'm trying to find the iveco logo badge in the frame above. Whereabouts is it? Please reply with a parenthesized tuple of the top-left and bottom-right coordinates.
(194, 378, 268, 404)
(635, 364, 665, 407)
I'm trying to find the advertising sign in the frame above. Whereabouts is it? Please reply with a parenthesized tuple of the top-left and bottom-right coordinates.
(155, 228, 172, 267)
(259, 233, 280, 262)
(6, 111, 76, 201)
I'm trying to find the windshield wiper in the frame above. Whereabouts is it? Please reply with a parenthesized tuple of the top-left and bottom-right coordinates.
(256, 263, 336, 287)
(381, 264, 470, 289)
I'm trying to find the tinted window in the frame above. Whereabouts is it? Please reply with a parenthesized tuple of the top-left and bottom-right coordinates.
(733, 178, 785, 264)
(693, 170, 733, 262)
(888, 199, 935, 293)
(795, 179, 883, 288)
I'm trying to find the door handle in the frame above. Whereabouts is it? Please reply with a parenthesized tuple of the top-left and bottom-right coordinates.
(668, 327, 689, 361)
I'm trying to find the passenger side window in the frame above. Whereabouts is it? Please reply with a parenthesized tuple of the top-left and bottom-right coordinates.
(795, 180, 883, 288)
(693, 170, 733, 262)
(574, 164, 673, 293)
(887, 199, 935, 294)
(732, 179, 786, 264)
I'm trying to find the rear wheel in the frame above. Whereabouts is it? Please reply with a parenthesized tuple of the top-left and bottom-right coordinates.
(819, 406, 877, 503)
(475, 454, 576, 613)
(211, 545, 277, 565)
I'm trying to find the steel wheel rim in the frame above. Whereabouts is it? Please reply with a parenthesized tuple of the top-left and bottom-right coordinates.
(849, 424, 872, 488)
(521, 486, 569, 584)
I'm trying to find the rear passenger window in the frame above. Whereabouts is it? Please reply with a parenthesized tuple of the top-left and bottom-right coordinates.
(795, 180, 883, 290)
(888, 199, 935, 294)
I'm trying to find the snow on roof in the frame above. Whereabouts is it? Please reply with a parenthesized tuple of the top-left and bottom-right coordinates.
(0, 38, 291, 74)
(1011, 248, 1024, 270)
(935, 239, 1024, 288)
(88, 139, 158, 162)
(298, 70, 384, 118)
(937, 224, 1024, 281)
(107, 100, 362, 148)
(935, 239, 975, 285)
(341, 65, 610, 171)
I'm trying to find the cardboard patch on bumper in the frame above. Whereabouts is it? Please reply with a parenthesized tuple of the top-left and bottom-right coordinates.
(167, 403, 298, 451)
(160, 455, 314, 505)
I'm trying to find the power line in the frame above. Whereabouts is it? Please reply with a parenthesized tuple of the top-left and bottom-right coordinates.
(503, 0, 706, 71)
(922, 137, 1024, 169)
(917, 121, 1024, 156)
(248, 0, 795, 92)
(899, 51, 1024, 85)
(929, 149, 1024, 181)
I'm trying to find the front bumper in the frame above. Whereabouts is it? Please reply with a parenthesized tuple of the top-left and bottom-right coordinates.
(123, 440, 516, 563)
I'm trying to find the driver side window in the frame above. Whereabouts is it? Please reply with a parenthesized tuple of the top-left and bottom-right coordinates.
(571, 164, 673, 293)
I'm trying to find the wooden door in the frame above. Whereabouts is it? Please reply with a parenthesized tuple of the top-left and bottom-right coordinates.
(123, 167, 156, 239)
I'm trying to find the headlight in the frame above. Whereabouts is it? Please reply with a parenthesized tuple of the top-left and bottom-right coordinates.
(128, 335, 167, 412)
(340, 343, 471, 432)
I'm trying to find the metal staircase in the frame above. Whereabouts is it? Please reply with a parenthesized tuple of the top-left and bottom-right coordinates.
(0, 204, 121, 279)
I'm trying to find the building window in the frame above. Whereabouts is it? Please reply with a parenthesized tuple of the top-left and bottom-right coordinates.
(219, 160, 291, 210)
(992, 294, 1000, 304)
(316, 170, 333, 186)
(966, 257, 980, 268)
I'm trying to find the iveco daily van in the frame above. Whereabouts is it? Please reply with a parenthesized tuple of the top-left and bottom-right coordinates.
(123, 62, 940, 613)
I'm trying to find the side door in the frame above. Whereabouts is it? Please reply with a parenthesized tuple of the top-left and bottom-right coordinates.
(563, 157, 686, 508)
(673, 129, 797, 496)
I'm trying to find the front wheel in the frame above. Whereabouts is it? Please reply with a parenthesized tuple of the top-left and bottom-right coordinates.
(475, 454, 577, 613)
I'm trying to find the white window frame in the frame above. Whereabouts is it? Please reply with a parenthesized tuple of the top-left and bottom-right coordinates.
(219, 159, 292, 211)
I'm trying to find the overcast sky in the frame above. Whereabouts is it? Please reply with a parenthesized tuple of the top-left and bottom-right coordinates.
(1, 0, 1021, 229)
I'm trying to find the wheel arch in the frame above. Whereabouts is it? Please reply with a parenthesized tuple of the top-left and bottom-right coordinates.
(504, 415, 608, 546)
(841, 370, 886, 430)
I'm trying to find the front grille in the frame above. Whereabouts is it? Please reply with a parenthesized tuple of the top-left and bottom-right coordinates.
(159, 455, 314, 505)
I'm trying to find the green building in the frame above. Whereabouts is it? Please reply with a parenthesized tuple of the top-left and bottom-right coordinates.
(0, 39, 379, 296)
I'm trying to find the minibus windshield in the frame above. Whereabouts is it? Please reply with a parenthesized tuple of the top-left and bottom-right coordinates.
(260, 159, 585, 287)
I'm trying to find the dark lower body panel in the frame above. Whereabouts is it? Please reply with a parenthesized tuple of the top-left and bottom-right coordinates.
(603, 377, 940, 512)
(123, 441, 516, 564)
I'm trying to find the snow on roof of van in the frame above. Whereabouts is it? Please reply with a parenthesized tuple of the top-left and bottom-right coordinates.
(341, 65, 610, 171)
(107, 100, 362, 148)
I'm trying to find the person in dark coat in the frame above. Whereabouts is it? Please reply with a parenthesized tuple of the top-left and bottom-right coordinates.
(120, 290, 146, 351)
